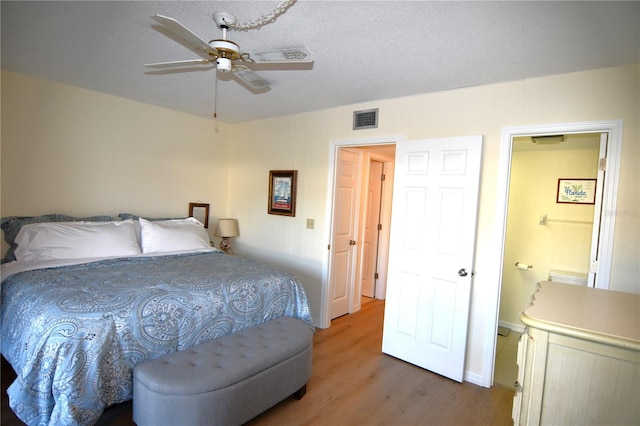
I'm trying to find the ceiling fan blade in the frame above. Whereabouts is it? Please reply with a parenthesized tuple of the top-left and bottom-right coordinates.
(145, 59, 214, 68)
(152, 14, 215, 55)
(233, 66, 271, 90)
(247, 47, 313, 64)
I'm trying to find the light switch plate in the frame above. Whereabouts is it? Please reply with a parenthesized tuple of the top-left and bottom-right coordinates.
(306, 219, 315, 229)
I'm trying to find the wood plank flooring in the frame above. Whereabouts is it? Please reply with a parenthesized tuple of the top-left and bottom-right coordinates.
(249, 299, 515, 425)
(2, 299, 515, 425)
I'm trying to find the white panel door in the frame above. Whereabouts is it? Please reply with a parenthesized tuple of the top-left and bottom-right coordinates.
(329, 148, 361, 319)
(362, 160, 384, 298)
(382, 135, 482, 382)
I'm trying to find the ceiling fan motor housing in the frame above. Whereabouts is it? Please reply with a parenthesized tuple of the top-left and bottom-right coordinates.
(209, 39, 240, 73)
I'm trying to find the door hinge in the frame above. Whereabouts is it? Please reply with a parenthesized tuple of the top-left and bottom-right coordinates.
(599, 158, 607, 171)
(590, 260, 598, 273)
(377, 223, 382, 231)
(374, 272, 379, 279)
(381, 174, 386, 181)
(327, 244, 331, 250)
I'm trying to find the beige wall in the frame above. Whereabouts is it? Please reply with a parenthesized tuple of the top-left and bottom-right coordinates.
(2, 64, 638, 385)
(500, 143, 600, 328)
(1, 71, 232, 248)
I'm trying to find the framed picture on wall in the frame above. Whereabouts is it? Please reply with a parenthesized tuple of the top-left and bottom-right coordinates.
(556, 179, 597, 204)
(268, 170, 297, 216)
(189, 202, 210, 227)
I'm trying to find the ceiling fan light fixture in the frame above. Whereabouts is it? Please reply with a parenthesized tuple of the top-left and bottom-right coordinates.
(209, 39, 241, 72)
(216, 58, 232, 72)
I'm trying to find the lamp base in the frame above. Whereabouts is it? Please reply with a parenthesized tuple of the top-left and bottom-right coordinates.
(219, 238, 233, 254)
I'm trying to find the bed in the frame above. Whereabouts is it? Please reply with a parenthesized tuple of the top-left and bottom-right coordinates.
(0, 214, 313, 425)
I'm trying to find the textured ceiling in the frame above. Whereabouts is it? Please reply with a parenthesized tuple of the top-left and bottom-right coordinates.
(2, 1, 638, 123)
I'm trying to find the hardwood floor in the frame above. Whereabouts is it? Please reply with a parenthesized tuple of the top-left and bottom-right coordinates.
(2, 300, 515, 425)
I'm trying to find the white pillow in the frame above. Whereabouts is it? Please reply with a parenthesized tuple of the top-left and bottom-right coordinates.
(139, 217, 210, 254)
(14, 220, 141, 262)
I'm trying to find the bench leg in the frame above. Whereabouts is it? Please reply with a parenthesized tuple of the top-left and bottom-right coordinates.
(293, 384, 307, 400)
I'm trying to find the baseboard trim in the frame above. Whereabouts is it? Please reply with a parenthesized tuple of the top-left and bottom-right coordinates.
(498, 320, 525, 334)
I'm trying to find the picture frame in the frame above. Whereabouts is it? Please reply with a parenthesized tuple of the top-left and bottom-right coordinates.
(268, 170, 297, 216)
(189, 202, 210, 228)
(556, 179, 597, 204)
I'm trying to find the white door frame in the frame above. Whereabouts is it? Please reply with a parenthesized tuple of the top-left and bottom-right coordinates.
(320, 134, 405, 329)
(484, 119, 623, 387)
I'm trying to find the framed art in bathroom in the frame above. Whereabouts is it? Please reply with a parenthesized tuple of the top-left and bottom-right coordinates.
(268, 170, 297, 216)
(556, 179, 596, 204)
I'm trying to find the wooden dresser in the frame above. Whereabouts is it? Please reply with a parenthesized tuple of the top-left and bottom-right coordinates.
(512, 281, 640, 425)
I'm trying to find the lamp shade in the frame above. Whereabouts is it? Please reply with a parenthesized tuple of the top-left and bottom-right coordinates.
(214, 219, 239, 238)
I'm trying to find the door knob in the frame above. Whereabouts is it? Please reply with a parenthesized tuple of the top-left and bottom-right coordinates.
(349, 240, 356, 246)
(458, 268, 468, 277)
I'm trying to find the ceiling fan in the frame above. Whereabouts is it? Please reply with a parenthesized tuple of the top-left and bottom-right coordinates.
(145, 12, 313, 92)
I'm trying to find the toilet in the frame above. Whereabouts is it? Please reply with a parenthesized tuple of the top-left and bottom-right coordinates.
(548, 269, 588, 286)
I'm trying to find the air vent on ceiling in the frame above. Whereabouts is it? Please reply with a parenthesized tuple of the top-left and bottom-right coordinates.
(353, 108, 378, 130)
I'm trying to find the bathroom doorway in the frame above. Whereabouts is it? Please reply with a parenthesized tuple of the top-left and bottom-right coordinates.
(489, 119, 623, 389)
(494, 132, 601, 388)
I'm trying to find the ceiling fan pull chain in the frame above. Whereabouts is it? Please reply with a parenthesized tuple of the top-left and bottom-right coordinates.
(231, 0, 297, 31)
(213, 70, 218, 119)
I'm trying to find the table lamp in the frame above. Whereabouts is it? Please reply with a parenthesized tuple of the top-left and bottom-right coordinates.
(214, 219, 239, 254)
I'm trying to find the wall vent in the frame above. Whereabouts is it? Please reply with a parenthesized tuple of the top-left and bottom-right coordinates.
(353, 108, 378, 130)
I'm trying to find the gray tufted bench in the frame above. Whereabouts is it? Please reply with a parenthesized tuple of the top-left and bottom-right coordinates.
(132, 317, 313, 426)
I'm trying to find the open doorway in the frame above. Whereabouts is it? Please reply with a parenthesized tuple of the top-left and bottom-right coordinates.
(328, 145, 395, 320)
(494, 132, 602, 389)
(488, 119, 623, 388)
(320, 136, 401, 328)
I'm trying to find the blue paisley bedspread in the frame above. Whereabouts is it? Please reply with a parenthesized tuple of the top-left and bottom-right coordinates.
(0, 251, 313, 425)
